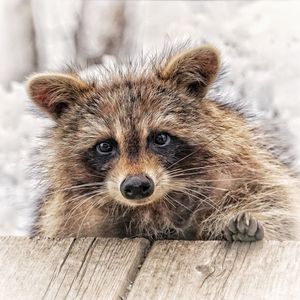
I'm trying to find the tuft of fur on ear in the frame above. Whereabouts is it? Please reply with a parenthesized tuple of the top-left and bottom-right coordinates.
(26, 73, 89, 119)
(159, 46, 220, 98)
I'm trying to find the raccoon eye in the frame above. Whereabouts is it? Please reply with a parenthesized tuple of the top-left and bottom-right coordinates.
(153, 132, 171, 147)
(96, 140, 116, 155)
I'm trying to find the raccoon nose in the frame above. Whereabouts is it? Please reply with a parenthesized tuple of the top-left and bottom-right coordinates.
(120, 175, 154, 200)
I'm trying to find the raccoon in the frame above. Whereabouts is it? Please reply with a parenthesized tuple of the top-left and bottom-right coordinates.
(26, 46, 300, 241)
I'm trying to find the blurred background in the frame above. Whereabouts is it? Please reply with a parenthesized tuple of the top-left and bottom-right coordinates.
(1, 0, 300, 235)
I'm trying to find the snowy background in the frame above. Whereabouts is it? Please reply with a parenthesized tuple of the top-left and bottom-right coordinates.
(1, 0, 300, 235)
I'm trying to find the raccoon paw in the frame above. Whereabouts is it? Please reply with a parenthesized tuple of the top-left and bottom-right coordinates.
(224, 212, 264, 242)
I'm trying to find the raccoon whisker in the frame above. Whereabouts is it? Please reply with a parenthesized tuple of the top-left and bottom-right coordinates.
(128, 218, 136, 236)
(64, 194, 112, 235)
(61, 191, 108, 231)
(163, 195, 177, 208)
(170, 162, 268, 173)
(111, 201, 123, 217)
(161, 198, 172, 212)
(43, 190, 103, 214)
(185, 190, 220, 212)
(161, 178, 238, 199)
(163, 193, 194, 213)
(166, 177, 229, 192)
(167, 168, 246, 179)
(167, 163, 250, 175)
(167, 167, 250, 178)
(63, 190, 107, 206)
(163, 195, 191, 223)
(122, 206, 131, 218)
(187, 184, 228, 192)
(61, 193, 100, 229)
(50, 186, 105, 198)
(175, 176, 254, 182)
(179, 186, 223, 213)
(110, 202, 118, 216)
(43, 182, 106, 197)
(167, 170, 207, 178)
(76, 202, 101, 238)
(166, 163, 265, 180)
(76, 194, 111, 238)
(76, 205, 94, 238)
(165, 128, 233, 172)
(125, 218, 135, 236)
(85, 173, 108, 180)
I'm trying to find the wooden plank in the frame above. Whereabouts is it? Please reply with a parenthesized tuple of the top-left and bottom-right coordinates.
(128, 241, 300, 300)
(0, 237, 149, 300)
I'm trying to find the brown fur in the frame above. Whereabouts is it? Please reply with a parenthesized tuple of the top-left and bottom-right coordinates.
(27, 46, 300, 240)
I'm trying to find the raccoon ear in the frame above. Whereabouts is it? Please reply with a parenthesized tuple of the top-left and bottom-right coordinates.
(159, 46, 220, 98)
(26, 73, 89, 119)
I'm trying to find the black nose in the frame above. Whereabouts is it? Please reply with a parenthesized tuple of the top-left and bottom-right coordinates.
(120, 175, 154, 200)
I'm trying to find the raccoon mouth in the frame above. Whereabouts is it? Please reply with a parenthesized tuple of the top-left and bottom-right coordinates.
(124, 198, 156, 206)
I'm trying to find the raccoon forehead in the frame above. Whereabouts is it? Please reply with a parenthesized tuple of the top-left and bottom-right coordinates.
(85, 82, 200, 124)
(83, 99, 196, 131)
(60, 80, 201, 145)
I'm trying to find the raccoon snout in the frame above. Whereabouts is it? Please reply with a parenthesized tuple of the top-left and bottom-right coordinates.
(120, 174, 154, 200)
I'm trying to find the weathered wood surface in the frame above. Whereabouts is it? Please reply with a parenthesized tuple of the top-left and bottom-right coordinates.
(128, 241, 300, 300)
(0, 238, 299, 300)
(0, 237, 149, 300)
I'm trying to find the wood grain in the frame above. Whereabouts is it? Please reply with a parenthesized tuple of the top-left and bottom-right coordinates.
(0, 237, 149, 300)
(128, 241, 300, 300)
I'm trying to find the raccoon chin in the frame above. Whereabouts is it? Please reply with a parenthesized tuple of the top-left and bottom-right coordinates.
(113, 193, 163, 208)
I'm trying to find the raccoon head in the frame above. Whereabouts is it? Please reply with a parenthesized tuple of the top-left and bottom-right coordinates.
(27, 46, 221, 208)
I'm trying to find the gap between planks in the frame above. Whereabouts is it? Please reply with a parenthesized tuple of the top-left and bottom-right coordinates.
(128, 240, 300, 300)
(1, 238, 300, 300)
(0, 237, 150, 300)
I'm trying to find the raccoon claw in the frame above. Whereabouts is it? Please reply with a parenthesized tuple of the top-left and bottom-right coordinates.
(224, 212, 264, 242)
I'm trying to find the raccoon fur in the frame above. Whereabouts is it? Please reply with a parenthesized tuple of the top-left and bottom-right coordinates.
(26, 45, 300, 241)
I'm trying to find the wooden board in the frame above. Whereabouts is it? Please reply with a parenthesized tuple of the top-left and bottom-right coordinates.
(1, 238, 299, 300)
(0, 237, 149, 300)
(128, 241, 300, 300)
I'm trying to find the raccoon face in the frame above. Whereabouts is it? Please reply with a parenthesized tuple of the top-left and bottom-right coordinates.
(27, 46, 220, 207)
